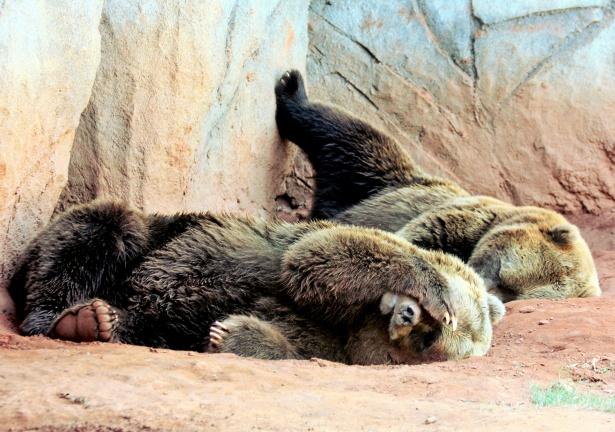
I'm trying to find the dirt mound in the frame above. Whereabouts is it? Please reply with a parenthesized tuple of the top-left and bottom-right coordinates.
(1, 297, 613, 432)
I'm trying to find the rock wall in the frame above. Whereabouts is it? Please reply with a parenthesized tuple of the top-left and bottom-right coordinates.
(306, 0, 615, 215)
(58, 0, 309, 216)
(0, 0, 309, 328)
(0, 1, 105, 327)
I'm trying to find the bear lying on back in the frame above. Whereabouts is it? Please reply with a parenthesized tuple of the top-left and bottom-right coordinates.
(9, 200, 503, 364)
(275, 70, 600, 302)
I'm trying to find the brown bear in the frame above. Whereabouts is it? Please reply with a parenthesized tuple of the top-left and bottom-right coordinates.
(275, 70, 600, 302)
(9, 200, 503, 364)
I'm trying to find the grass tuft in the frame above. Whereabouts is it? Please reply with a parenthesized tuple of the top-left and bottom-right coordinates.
(531, 382, 615, 413)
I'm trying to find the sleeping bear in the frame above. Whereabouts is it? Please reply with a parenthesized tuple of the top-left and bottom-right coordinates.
(275, 70, 600, 302)
(9, 200, 504, 364)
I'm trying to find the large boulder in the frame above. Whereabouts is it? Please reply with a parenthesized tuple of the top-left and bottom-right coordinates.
(0, 1, 104, 328)
(58, 0, 309, 217)
(306, 0, 615, 215)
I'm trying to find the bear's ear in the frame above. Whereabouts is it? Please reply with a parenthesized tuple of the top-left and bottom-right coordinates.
(487, 294, 505, 324)
(547, 224, 578, 245)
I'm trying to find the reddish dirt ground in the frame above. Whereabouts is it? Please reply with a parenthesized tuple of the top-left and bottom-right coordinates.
(1, 297, 614, 432)
(1, 218, 614, 432)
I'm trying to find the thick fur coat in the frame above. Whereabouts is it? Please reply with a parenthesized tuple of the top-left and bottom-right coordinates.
(10, 200, 503, 364)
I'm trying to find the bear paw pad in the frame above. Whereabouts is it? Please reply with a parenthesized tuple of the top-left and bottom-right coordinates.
(275, 69, 307, 103)
(50, 299, 118, 343)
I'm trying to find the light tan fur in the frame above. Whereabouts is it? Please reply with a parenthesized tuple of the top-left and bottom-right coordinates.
(335, 179, 600, 301)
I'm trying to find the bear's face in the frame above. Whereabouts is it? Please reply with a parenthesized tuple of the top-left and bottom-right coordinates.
(351, 253, 505, 365)
(391, 258, 505, 362)
(467, 210, 600, 301)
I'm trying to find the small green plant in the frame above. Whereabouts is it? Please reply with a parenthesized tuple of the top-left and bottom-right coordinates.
(531, 382, 615, 413)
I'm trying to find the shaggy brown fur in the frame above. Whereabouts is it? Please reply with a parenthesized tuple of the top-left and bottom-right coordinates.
(275, 70, 600, 301)
(9, 200, 503, 364)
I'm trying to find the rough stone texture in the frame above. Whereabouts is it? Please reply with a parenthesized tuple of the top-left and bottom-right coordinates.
(473, 0, 610, 24)
(275, 150, 315, 221)
(569, 208, 615, 294)
(2, 297, 615, 431)
(0, 1, 104, 328)
(307, 0, 615, 215)
(58, 0, 309, 217)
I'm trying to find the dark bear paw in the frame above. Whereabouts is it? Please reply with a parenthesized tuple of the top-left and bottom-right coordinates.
(275, 69, 308, 104)
(50, 299, 118, 342)
(208, 320, 229, 352)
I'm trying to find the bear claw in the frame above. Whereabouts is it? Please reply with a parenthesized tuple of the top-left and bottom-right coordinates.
(451, 316, 458, 332)
(208, 321, 229, 352)
(442, 312, 458, 331)
(50, 299, 118, 343)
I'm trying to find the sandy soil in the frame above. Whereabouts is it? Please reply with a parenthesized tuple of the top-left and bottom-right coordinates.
(1, 296, 614, 432)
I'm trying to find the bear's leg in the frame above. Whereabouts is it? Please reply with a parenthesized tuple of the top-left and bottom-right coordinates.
(18, 201, 149, 339)
(396, 205, 498, 261)
(207, 316, 302, 360)
(275, 70, 421, 218)
(281, 226, 457, 329)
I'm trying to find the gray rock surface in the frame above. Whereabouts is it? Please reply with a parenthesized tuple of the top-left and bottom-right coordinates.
(59, 0, 309, 217)
(306, 0, 615, 215)
(472, 0, 610, 24)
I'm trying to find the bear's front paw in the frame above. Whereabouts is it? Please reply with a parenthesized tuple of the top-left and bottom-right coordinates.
(275, 70, 308, 104)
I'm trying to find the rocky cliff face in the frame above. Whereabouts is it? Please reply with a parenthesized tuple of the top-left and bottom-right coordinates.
(0, 0, 309, 327)
(0, 1, 105, 326)
(58, 1, 308, 216)
(306, 0, 615, 215)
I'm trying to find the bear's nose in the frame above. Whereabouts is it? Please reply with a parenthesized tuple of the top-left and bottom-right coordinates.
(401, 305, 415, 323)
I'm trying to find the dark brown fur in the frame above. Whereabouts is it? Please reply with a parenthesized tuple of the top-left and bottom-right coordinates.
(10, 200, 501, 363)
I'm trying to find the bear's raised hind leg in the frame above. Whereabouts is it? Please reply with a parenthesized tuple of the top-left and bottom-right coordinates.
(275, 70, 420, 218)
